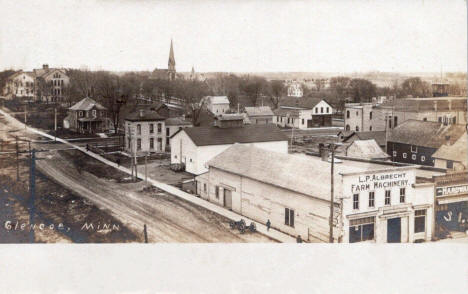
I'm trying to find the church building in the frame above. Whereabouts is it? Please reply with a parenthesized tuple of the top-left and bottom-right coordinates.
(150, 40, 177, 81)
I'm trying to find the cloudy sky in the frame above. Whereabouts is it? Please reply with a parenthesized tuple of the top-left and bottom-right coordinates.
(0, 0, 466, 73)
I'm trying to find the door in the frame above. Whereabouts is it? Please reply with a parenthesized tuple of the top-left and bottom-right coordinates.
(387, 217, 401, 243)
(223, 189, 232, 209)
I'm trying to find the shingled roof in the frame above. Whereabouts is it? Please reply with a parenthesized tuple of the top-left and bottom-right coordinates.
(344, 131, 387, 147)
(176, 124, 287, 146)
(207, 144, 362, 202)
(432, 132, 468, 165)
(69, 97, 106, 111)
(279, 97, 324, 109)
(245, 106, 274, 117)
(388, 120, 465, 148)
(124, 109, 165, 121)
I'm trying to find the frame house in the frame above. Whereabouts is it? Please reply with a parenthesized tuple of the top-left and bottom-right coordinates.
(64, 97, 110, 133)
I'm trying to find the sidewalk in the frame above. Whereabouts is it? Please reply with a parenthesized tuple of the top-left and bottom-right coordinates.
(0, 108, 297, 243)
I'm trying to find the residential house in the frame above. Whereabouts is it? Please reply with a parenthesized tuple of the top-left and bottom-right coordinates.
(124, 109, 166, 155)
(387, 120, 466, 167)
(64, 97, 110, 133)
(170, 116, 288, 175)
(287, 81, 303, 97)
(244, 106, 274, 125)
(2, 71, 35, 100)
(33, 64, 70, 103)
(274, 97, 334, 129)
(203, 96, 230, 115)
(165, 117, 192, 149)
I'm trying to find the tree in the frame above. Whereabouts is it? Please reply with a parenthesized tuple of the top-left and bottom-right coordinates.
(400, 77, 432, 98)
(348, 78, 377, 103)
(329, 76, 351, 98)
(313, 78, 326, 92)
(93, 71, 123, 133)
(269, 80, 285, 109)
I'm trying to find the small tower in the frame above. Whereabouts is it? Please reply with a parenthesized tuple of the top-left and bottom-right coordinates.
(168, 39, 176, 81)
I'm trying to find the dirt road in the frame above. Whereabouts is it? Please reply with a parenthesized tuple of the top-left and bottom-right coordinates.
(38, 150, 273, 242)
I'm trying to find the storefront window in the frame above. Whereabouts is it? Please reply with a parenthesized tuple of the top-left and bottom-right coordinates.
(349, 217, 375, 243)
(414, 210, 426, 233)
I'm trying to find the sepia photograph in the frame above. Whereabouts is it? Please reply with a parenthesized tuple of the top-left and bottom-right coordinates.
(0, 0, 467, 293)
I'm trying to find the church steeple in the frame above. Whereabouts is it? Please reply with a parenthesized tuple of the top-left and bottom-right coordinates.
(168, 39, 176, 70)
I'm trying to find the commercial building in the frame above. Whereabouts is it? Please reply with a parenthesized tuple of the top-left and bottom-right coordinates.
(63, 97, 111, 133)
(387, 120, 466, 167)
(244, 106, 274, 125)
(170, 117, 288, 175)
(196, 145, 434, 243)
(124, 109, 166, 155)
(274, 97, 334, 129)
(344, 97, 467, 133)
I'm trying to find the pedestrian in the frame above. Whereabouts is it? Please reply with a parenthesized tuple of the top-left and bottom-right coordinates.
(266, 219, 271, 231)
(116, 158, 121, 167)
(86, 144, 89, 152)
(296, 235, 303, 243)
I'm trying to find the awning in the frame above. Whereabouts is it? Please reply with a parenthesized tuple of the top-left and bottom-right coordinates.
(437, 195, 468, 205)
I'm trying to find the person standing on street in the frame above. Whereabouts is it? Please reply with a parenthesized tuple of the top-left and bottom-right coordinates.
(266, 219, 271, 231)
(296, 235, 303, 243)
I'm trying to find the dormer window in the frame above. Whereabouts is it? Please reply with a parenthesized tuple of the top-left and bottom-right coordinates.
(92, 110, 96, 117)
(78, 111, 83, 117)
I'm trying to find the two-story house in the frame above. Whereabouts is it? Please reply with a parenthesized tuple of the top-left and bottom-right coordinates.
(274, 97, 334, 129)
(124, 109, 166, 155)
(2, 71, 35, 100)
(64, 97, 110, 133)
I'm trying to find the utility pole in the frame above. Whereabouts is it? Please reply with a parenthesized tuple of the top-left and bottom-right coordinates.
(54, 108, 57, 142)
(24, 105, 27, 129)
(15, 136, 19, 181)
(29, 149, 36, 243)
(143, 224, 148, 243)
(144, 154, 148, 186)
(329, 143, 335, 243)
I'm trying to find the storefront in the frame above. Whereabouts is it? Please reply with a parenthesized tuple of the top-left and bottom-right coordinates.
(434, 172, 468, 239)
(341, 166, 434, 243)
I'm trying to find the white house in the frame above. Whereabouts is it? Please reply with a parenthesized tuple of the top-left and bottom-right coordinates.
(164, 117, 192, 149)
(170, 119, 288, 175)
(203, 96, 230, 115)
(124, 109, 166, 155)
(196, 145, 434, 243)
(274, 98, 334, 129)
(287, 82, 303, 97)
(2, 71, 35, 99)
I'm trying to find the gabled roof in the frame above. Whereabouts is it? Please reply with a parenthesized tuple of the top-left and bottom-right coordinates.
(344, 131, 387, 147)
(245, 106, 274, 117)
(69, 97, 106, 111)
(174, 124, 287, 146)
(125, 109, 165, 121)
(207, 96, 229, 105)
(346, 139, 390, 160)
(432, 133, 468, 165)
(7, 71, 35, 80)
(33, 68, 67, 79)
(388, 120, 465, 148)
(279, 97, 326, 109)
(206, 144, 362, 202)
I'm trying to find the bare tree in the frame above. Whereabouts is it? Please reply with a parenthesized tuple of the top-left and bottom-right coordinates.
(269, 80, 285, 109)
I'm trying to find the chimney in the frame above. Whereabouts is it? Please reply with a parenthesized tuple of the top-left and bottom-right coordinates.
(43, 64, 49, 70)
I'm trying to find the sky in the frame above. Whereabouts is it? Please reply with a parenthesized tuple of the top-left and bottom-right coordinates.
(0, 0, 466, 73)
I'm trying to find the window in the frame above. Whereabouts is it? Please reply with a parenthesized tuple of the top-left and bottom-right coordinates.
(411, 145, 418, 153)
(157, 123, 162, 133)
(285, 208, 295, 227)
(302, 119, 304, 125)
(137, 124, 141, 135)
(385, 190, 391, 205)
(92, 110, 96, 117)
(137, 139, 141, 150)
(369, 126, 372, 131)
(355, 126, 359, 132)
(447, 160, 453, 169)
(403, 153, 407, 159)
(315, 108, 318, 114)
(423, 118, 427, 121)
(345, 125, 350, 131)
(215, 186, 219, 199)
(349, 217, 375, 243)
(203, 183, 207, 193)
(321, 107, 323, 113)
(356, 111, 359, 116)
(421, 156, 425, 162)
(346, 111, 350, 118)
(78, 111, 83, 117)
(150, 124, 154, 134)
(414, 210, 426, 233)
(150, 138, 154, 149)
(157, 138, 162, 150)
(400, 188, 405, 203)
(326, 107, 329, 113)
(394, 116, 398, 127)
(452, 117, 456, 124)
(369, 112, 372, 120)
(388, 119, 392, 129)
(353, 194, 359, 209)
(392, 151, 397, 157)
(368, 192, 375, 207)
(411, 154, 416, 160)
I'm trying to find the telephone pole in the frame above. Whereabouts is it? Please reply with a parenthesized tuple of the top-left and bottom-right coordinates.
(144, 154, 148, 186)
(24, 105, 27, 129)
(329, 143, 335, 243)
(29, 149, 36, 243)
(54, 108, 57, 142)
(15, 136, 19, 181)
